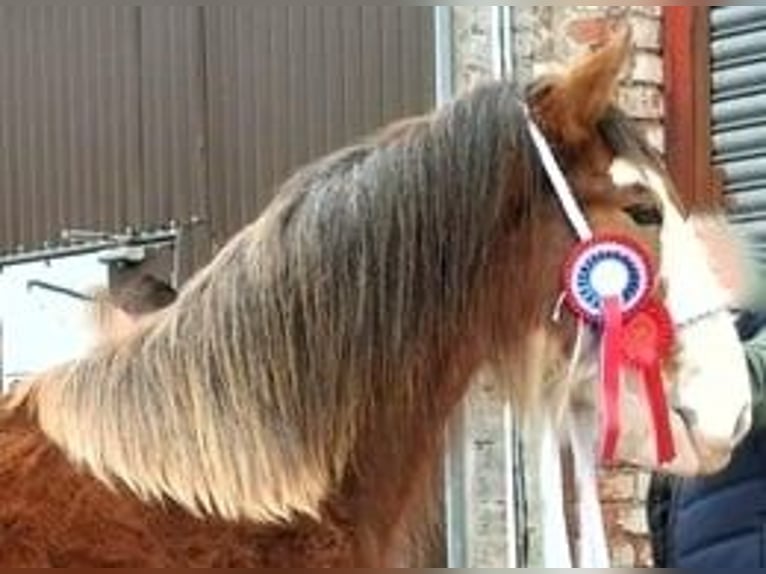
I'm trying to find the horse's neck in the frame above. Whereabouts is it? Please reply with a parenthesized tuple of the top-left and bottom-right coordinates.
(339, 355, 472, 564)
(338, 324, 571, 563)
(341, 418, 448, 564)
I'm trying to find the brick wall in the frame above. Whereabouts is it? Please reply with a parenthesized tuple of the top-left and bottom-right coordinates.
(514, 7, 665, 152)
(452, 7, 495, 92)
(512, 6, 665, 568)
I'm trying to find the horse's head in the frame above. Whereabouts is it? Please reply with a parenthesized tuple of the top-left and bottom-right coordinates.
(526, 29, 751, 474)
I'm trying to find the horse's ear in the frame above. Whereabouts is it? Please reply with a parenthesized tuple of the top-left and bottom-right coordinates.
(530, 26, 632, 148)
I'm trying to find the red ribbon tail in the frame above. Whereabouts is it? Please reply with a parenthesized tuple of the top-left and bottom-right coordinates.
(643, 364, 676, 464)
(600, 296, 623, 463)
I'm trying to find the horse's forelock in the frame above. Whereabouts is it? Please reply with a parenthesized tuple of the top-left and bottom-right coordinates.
(598, 106, 685, 211)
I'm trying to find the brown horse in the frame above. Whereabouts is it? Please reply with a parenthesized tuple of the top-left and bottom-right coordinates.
(0, 32, 751, 566)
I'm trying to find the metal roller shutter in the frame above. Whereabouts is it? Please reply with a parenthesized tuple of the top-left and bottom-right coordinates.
(711, 7, 766, 265)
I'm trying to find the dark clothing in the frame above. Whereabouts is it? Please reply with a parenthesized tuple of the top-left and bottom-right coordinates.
(649, 311, 766, 567)
(648, 473, 675, 567)
(653, 429, 766, 567)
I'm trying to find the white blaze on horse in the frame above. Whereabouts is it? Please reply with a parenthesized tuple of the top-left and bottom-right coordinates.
(607, 158, 751, 474)
(0, 29, 750, 567)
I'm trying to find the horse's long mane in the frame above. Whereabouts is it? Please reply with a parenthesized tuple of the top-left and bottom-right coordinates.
(10, 80, 661, 527)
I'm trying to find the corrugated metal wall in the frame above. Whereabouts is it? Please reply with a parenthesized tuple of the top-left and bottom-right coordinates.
(0, 7, 142, 250)
(203, 6, 435, 242)
(0, 6, 436, 274)
(711, 7, 766, 264)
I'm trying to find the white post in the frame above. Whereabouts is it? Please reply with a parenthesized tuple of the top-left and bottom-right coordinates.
(442, 7, 524, 568)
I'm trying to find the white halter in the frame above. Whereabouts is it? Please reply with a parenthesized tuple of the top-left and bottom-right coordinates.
(524, 109, 593, 242)
(525, 107, 610, 568)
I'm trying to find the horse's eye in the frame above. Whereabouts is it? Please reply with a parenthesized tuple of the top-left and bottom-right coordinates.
(623, 204, 664, 226)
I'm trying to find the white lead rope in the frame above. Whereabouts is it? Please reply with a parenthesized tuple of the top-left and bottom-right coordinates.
(540, 416, 573, 568)
(569, 411, 611, 568)
(539, 412, 611, 568)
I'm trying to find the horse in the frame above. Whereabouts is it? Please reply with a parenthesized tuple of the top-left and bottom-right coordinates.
(0, 30, 751, 567)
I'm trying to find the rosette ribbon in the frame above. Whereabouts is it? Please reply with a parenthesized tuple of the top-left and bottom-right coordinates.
(564, 235, 676, 464)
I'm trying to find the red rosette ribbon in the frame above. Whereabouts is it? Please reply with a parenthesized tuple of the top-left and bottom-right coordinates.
(560, 234, 676, 466)
(620, 300, 676, 464)
(600, 296, 624, 463)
